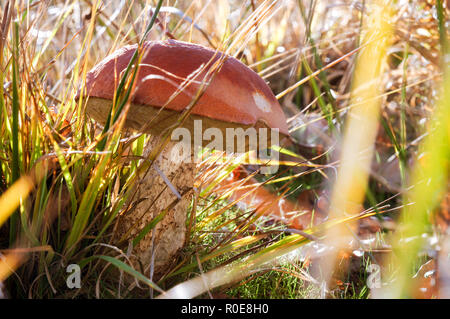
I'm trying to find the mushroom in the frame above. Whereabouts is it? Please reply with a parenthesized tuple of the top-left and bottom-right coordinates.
(78, 39, 290, 277)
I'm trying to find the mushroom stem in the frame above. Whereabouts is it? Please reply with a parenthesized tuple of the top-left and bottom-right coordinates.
(117, 136, 195, 277)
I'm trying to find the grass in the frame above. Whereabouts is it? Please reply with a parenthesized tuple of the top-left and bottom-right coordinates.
(227, 266, 322, 299)
(0, 0, 448, 299)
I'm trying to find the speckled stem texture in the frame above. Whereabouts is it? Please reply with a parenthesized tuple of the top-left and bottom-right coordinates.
(117, 136, 195, 278)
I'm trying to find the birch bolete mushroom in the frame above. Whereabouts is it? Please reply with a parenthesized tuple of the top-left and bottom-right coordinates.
(79, 39, 289, 276)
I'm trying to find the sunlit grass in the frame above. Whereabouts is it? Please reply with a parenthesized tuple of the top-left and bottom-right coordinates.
(319, 0, 394, 290)
(0, 0, 446, 299)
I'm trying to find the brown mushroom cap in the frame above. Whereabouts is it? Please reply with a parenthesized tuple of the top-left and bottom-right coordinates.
(80, 39, 289, 138)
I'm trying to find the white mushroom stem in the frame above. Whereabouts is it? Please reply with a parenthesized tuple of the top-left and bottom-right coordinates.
(117, 136, 195, 277)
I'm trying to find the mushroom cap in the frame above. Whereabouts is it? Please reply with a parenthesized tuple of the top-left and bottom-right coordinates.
(80, 40, 289, 137)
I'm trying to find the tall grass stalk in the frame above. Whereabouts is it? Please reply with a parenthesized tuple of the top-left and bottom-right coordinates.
(318, 0, 393, 292)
